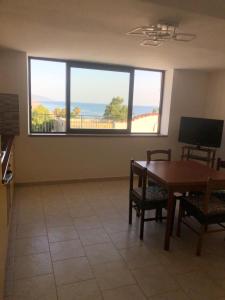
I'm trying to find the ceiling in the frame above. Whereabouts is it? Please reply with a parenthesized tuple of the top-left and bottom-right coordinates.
(142, 0, 225, 20)
(1, 0, 225, 69)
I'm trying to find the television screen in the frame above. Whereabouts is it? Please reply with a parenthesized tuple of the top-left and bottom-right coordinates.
(178, 117, 224, 148)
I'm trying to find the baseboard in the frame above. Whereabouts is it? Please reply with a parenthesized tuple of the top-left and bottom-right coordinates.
(15, 176, 129, 187)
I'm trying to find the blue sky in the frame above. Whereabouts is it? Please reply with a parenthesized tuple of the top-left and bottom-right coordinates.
(133, 70, 161, 106)
(70, 68, 129, 105)
(31, 59, 161, 107)
(31, 59, 66, 101)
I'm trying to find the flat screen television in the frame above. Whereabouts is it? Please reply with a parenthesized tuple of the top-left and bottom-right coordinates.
(178, 117, 224, 148)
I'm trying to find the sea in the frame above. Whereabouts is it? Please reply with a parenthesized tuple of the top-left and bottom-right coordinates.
(32, 98, 157, 116)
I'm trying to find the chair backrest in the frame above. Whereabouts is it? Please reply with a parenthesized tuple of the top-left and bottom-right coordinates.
(216, 158, 225, 171)
(130, 160, 147, 200)
(181, 146, 216, 168)
(203, 178, 225, 213)
(147, 149, 171, 162)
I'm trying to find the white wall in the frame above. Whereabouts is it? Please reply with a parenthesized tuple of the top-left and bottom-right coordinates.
(0, 48, 210, 183)
(169, 69, 209, 147)
(204, 71, 225, 157)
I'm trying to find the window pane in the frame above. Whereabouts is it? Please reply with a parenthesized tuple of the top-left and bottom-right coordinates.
(131, 70, 162, 133)
(70, 67, 130, 130)
(30, 59, 66, 133)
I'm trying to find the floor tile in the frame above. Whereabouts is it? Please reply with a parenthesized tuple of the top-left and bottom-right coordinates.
(119, 245, 160, 270)
(93, 260, 135, 290)
(14, 236, 49, 256)
(148, 290, 190, 300)
(73, 216, 102, 231)
(132, 264, 179, 298)
(79, 228, 111, 246)
(214, 278, 225, 291)
(102, 220, 130, 234)
(97, 209, 122, 220)
(46, 214, 73, 228)
(6, 180, 225, 300)
(53, 257, 94, 286)
(109, 230, 143, 249)
(197, 253, 225, 281)
(50, 239, 85, 261)
(16, 222, 47, 239)
(84, 242, 121, 265)
(14, 252, 52, 279)
(47, 226, 79, 243)
(89, 200, 114, 211)
(4, 276, 14, 297)
(69, 203, 94, 218)
(40, 185, 63, 201)
(175, 270, 225, 300)
(16, 212, 45, 225)
(12, 274, 57, 300)
(44, 202, 69, 216)
(102, 284, 146, 300)
(57, 279, 102, 300)
(158, 250, 201, 275)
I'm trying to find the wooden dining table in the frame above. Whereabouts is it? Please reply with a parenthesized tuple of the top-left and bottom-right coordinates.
(135, 160, 225, 251)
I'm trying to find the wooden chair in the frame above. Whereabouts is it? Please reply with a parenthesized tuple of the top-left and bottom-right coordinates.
(213, 158, 225, 201)
(181, 146, 216, 168)
(217, 158, 225, 171)
(147, 149, 171, 163)
(177, 178, 225, 255)
(129, 160, 168, 240)
(146, 149, 171, 221)
(181, 146, 216, 199)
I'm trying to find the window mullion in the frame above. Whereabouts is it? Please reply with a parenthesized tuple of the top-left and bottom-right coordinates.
(65, 62, 71, 133)
(127, 69, 134, 133)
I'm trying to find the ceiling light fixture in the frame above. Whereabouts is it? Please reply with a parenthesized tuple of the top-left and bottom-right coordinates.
(127, 23, 196, 47)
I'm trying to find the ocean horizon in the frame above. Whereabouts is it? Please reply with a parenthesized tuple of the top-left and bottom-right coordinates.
(32, 98, 158, 116)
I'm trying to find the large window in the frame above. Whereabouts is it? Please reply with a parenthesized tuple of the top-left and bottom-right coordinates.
(30, 59, 66, 133)
(132, 70, 163, 133)
(29, 58, 164, 135)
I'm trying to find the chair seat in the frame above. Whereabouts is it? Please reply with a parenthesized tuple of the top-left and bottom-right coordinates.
(212, 190, 225, 201)
(148, 178, 159, 186)
(181, 194, 225, 224)
(132, 185, 168, 209)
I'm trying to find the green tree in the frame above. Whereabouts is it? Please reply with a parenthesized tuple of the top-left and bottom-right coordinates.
(32, 104, 53, 132)
(152, 107, 159, 113)
(103, 97, 128, 121)
(53, 107, 66, 117)
(71, 107, 81, 117)
(32, 105, 51, 124)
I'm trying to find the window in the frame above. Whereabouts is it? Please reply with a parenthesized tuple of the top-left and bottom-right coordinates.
(30, 59, 66, 133)
(29, 58, 164, 135)
(132, 70, 163, 133)
(69, 64, 131, 133)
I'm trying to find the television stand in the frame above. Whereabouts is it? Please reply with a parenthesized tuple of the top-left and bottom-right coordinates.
(181, 145, 216, 168)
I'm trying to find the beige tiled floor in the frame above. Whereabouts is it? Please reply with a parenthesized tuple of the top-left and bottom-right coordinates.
(4, 180, 225, 300)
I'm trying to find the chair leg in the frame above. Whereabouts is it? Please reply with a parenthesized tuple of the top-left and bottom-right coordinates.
(129, 198, 132, 225)
(170, 201, 176, 236)
(140, 209, 145, 240)
(158, 208, 163, 223)
(177, 202, 184, 237)
(196, 225, 205, 256)
(136, 208, 140, 218)
(155, 209, 159, 222)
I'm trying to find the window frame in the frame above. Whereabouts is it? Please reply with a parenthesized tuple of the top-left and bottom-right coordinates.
(28, 56, 165, 135)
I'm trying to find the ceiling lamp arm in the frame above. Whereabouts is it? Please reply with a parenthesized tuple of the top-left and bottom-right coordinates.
(126, 22, 196, 46)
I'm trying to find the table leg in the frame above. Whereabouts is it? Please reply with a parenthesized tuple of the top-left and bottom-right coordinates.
(170, 200, 176, 236)
(164, 190, 175, 251)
